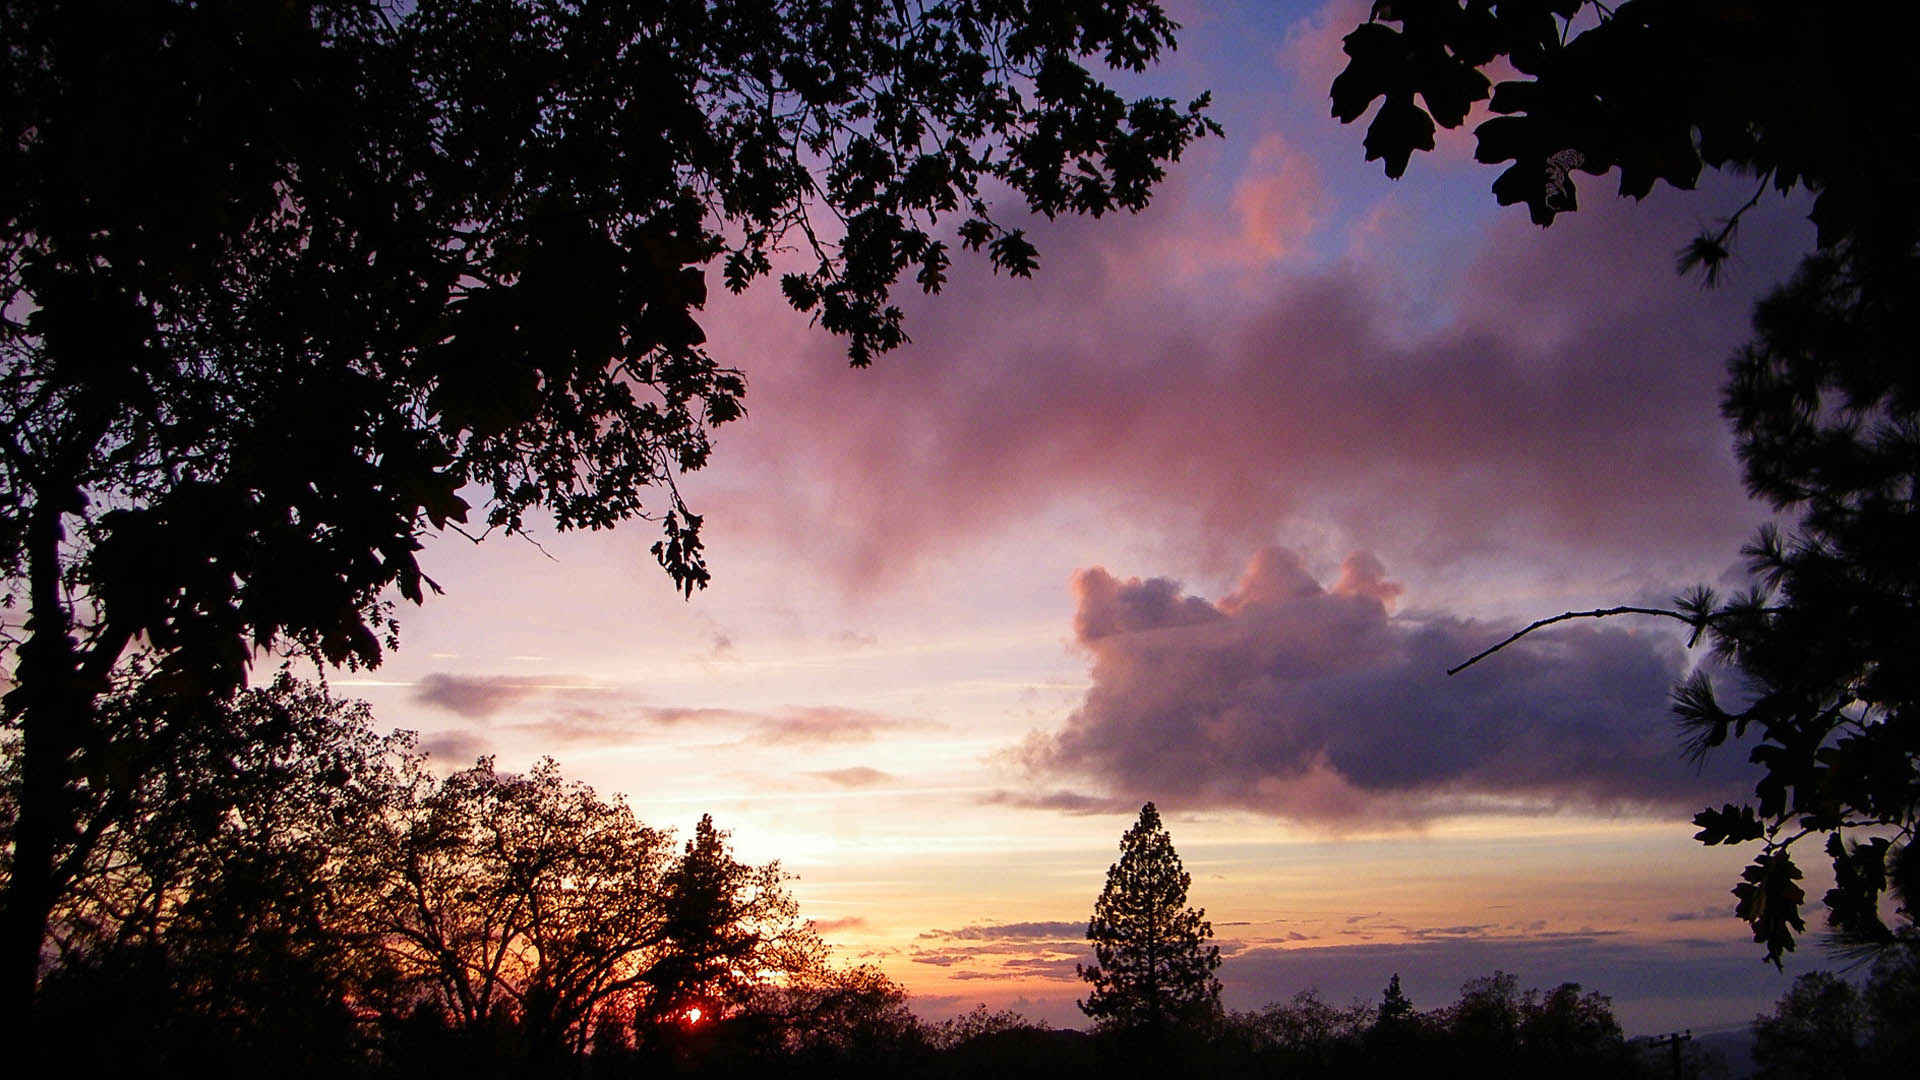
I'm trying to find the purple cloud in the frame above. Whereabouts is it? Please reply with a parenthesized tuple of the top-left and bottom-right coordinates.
(411, 674, 562, 719)
(1024, 548, 1754, 823)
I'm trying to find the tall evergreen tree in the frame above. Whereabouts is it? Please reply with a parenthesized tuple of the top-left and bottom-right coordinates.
(1078, 802, 1221, 1038)
(1375, 974, 1415, 1030)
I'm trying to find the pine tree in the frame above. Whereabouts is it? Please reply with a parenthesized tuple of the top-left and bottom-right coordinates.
(1367, 971, 1423, 1066)
(1078, 803, 1222, 1037)
(1375, 974, 1415, 1030)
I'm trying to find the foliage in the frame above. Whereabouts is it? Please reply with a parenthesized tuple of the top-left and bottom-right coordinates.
(636, 812, 820, 1040)
(1219, 989, 1371, 1075)
(1332, 1, 1919, 965)
(357, 756, 822, 1060)
(632, 963, 933, 1077)
(1751, 946, 1920, 1080)
(0, 0, 1214, 1022)
(1328, 1, 1916, 256)
(1209, 971, 1644, 1080)
(355, 755, 681, 1056)
(1078, 802, 1222, 1039)
(18, 674, 395, 1078)
(927, 1002, 1051, 1051)
(1674, 247, 1920, 963)
(1751, 971, 1863, 1080)
(1375, 972, 1415, 1029)
(10, 675, 843, 1071)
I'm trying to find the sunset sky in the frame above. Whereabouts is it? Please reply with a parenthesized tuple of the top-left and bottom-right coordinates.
(332, 0, 1825, 1036)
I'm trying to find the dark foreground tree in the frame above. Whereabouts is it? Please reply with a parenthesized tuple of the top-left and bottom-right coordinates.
(0, 0, 1216, 1029)
(635, 813, 817, 1045)
(10, 676, 849, 1072)
(1078, 802, 1221, 1042)
(1751, 971, 1863, 1080)
(19, 674, 396, 1078)
(1331, 1, 1918, 964)
(1752, 948, 1920, 1080)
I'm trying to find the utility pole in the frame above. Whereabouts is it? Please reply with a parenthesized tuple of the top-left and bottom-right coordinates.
(1648, 1029, 1692, 1080)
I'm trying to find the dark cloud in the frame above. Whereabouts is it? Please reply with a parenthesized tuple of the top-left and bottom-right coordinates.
(952, 956, 1086, 982)
(643, 705, 929, 745)
(809, 766, 896, 788)
(899, 929, 1789, 1035)
(504, 706, 661, 748)
(903, 926, 1095, 982)
(1666, 907, 1727, 923)
(1025, 548, 1754, 823)
(979, 789, 1140, 815)
(1408, 924, 1499, 940)
(411, 674, 571, 719)
(636, 705, 754, 726)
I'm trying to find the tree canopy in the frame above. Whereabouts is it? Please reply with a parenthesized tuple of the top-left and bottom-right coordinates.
(1333, 0, 1919, 965)
(0, 0, 1216, 1026)
(15, 675, 843, 1074)
(1750, 951, 1920, 1080)
(1077, 802, 1221, 1040)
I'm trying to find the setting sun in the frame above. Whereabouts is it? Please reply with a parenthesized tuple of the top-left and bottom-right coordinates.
(684, 1006, 703, 1025)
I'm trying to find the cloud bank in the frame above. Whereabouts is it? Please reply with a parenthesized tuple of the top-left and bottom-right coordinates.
(1023, 548, 1751, 823)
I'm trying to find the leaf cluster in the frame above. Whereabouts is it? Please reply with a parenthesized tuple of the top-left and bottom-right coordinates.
(1664, 242, 1919, 966)
(1329, 1, 1920, 270)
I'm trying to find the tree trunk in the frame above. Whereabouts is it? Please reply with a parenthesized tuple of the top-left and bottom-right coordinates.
(0, 498, 82, 1045)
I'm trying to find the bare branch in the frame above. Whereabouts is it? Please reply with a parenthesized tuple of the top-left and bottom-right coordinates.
(1447, 606, 1699, 676)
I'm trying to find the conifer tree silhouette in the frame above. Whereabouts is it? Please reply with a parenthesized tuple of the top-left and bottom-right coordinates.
(1078, 802, 1221, 1039)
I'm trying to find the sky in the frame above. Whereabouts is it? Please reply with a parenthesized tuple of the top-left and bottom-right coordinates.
(331, 0, 1829, 1037)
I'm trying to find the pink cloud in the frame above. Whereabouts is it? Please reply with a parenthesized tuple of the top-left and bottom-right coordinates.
(1280, 0, 1377, 102)
(693, 132, 1811, 593)
(1233, 134, 1322, 259)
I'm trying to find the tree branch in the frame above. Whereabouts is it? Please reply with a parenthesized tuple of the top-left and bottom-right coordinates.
(1447, 606, 1699, 675)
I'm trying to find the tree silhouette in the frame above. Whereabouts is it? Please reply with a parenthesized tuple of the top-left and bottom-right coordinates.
(1, 0, 1216, 1028)
(363, 757, 670, 1059)
(1752, 949, 1920, 1080)
(1331, 1, 1919, 963)
(636, 813, 819, 1042)
(19, 674, 392, 1078)
(1221, 989, 1369, 1077)
(1752, 972, 1863, 1080)
(1078, 802, 1221, 1041)
(1375, 973, 1415, 1029)
(1361, 973, 1425, 1075)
